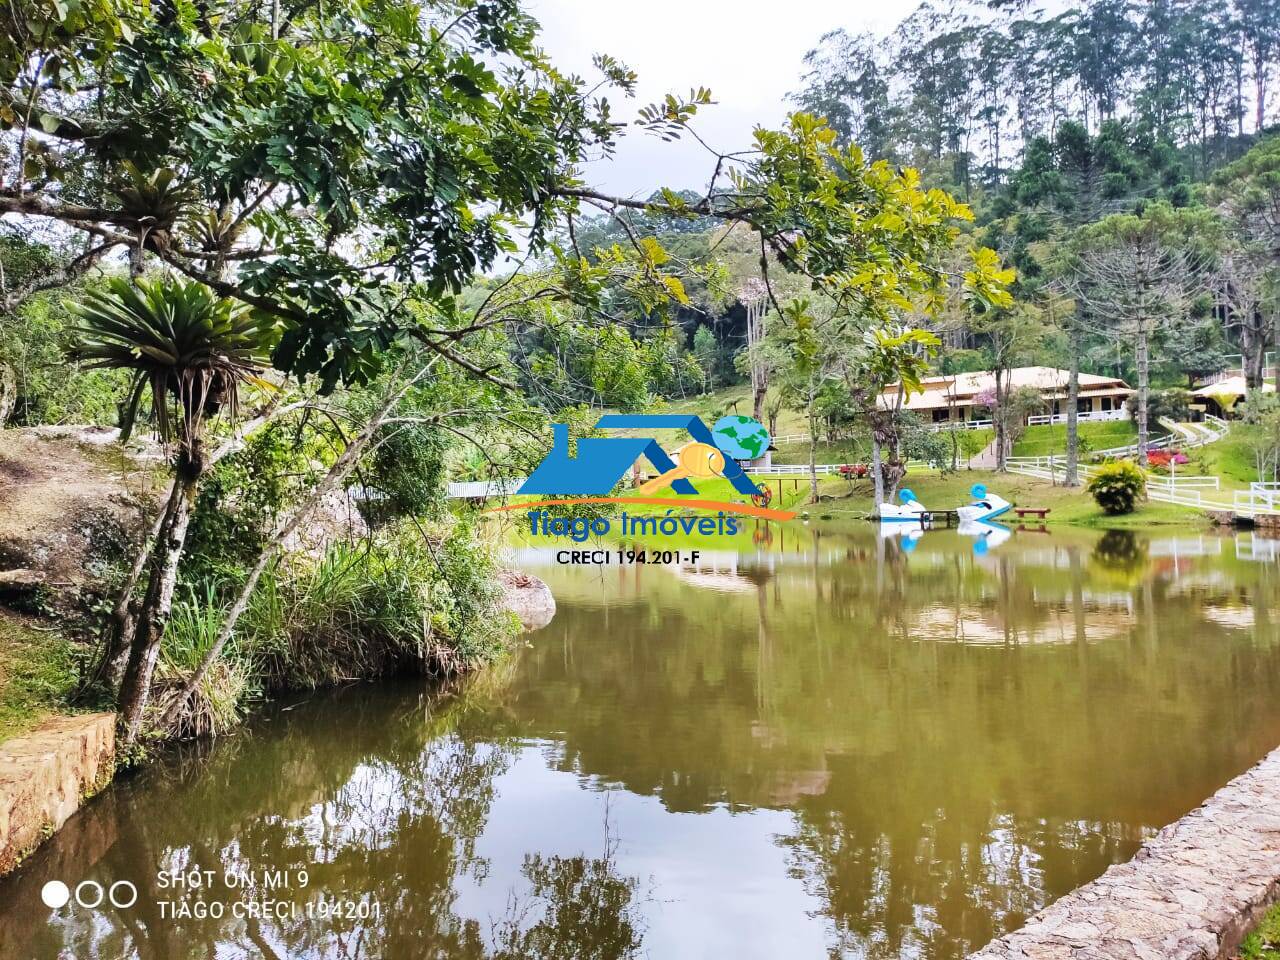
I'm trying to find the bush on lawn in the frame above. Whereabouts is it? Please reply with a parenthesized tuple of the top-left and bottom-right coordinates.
(1087, 460, 1146, 515)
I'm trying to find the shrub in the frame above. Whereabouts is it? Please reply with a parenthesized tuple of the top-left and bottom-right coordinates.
(154, 585, 255, 737)
(243, 521, 518, 691)
(1087, 460, 1146, 514)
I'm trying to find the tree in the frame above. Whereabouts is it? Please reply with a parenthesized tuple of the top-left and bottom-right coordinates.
(849, 324, 941, 505)
(1211, 137, 1280, 392)
(1213, 244, 1275, 388)
(1, 0, 634, 391)
(691, 325, 719, 393)
(68, 276, 278, 741)
(1067, 202, 1217, 463)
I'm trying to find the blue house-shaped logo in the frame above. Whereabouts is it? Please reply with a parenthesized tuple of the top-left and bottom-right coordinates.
(518, 415, 761, 497)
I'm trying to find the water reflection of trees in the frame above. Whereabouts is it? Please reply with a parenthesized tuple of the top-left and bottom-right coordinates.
(2, 680, 647, 960)
(9, 531, 1280, 960)
(521, 530, 1280, 957)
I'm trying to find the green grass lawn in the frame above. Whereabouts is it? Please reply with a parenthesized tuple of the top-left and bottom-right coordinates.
(1187, 426, 1259, 491)
(814, 467, 1205, 528)
(0, 612, 80, 743)
(1012, 420, 1140, 457)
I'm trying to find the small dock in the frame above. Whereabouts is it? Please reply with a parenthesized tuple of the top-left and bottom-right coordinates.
(919, 510, 960, 527)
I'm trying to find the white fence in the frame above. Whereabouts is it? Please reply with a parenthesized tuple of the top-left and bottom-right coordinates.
(749, 463, 851, 477)
(1005, 415, 1235, 512)
(1027, 409, 1129, 426)
(1233, 482, 1280, 516)
(447, 478, 525, 499)
(927, 419, 993, 433)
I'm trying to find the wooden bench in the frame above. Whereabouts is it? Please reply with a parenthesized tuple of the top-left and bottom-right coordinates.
(1014, 507, 1051, 520)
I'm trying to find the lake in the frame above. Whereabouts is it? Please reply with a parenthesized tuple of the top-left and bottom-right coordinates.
(5, 523, 1280, 959)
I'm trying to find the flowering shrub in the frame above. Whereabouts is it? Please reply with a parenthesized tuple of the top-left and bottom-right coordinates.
(1146, 450, 1190, 470)
(839, 463, 870, 479)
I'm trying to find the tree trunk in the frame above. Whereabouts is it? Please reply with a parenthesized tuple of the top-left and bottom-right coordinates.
(1274, 306, 1280, 397)
(117, 465, 199, 745)
(807, 390, 819, 504)
(0, 360, 15, 426)
(91, 480, 178, 693)
(1244, 313, 1267, 390)
(871, 428, 884, 507)
(90, 398, 300, 697)
(752, 380, 767, 425)
(1065, 321, 1081, 487)
(1257, 70, 1267, 135)
(1136, 326, 1150, 465)
(994, 366, 1007, 471)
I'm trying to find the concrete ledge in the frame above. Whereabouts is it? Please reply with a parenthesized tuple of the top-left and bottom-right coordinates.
(0, 713, 115, 876)
(970, 745, 1280, 960)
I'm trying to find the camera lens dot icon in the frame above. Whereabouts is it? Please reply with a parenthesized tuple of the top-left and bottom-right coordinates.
(40, 880, 71, 909)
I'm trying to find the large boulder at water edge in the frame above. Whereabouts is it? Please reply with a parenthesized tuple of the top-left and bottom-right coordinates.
(497, 570, 555, 630)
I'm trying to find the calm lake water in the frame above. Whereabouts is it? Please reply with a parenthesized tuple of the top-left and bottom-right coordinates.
(6, 523, 1280, 959)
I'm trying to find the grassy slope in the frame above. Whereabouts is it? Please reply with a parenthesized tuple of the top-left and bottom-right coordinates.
(1189, 427, 1258, 492)
(1011, 420, 1139, 457)
(581, 466, 1202, 529)
(0, 612, 79, 742)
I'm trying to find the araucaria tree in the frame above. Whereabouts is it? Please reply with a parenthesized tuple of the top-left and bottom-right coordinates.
(1211, 138, 1280, 391)
(1067, 203, 1216, 464)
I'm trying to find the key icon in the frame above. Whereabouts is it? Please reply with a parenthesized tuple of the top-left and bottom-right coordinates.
(637, 442, 726, 494)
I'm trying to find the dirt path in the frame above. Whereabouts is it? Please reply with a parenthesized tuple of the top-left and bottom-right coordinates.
(0, 428, 160, 597)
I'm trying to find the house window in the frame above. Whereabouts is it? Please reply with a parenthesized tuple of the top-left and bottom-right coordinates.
(932, 408, 951, 422)
(1077, 398, 1091, 412)
(1101, 397, 1114, 412)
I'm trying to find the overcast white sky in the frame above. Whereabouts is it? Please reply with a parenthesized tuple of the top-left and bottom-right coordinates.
(526, 0, 924, 198)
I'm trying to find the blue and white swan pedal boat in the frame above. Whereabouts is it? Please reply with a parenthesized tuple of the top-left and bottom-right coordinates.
(877, 488, 929, 524)
(955, 484, 1012, 523)
(957, 518, 1012, 554)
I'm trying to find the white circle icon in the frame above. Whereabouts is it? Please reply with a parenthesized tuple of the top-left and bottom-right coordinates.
(40, 880, 71, 908)
(109, 880, 139, 908)
(75, 880, 105, 909)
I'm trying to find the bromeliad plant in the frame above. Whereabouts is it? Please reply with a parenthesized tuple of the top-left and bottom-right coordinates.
(68, 276, 279, 745)
(71, 276, 278, 459)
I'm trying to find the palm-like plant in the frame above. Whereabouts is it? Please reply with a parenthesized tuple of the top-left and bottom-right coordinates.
(69, 276, 278, 454)
(67, 275, 279, 744)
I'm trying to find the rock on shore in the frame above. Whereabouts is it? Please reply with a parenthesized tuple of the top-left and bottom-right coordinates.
(497, 570, 555, 630)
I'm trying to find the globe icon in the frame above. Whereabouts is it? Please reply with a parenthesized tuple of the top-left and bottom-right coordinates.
(711, 415, 770, 461)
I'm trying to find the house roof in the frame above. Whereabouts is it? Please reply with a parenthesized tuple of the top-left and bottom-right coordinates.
(1190, 376, 1276, 398)
(879, 366, 1134, 412)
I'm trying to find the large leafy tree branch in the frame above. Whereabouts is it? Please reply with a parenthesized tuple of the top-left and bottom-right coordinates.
(2, 0, 1012, 397)
(1, 0, 645, 384)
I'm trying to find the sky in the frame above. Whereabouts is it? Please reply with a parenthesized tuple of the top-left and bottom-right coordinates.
(525, 0, 925, 199)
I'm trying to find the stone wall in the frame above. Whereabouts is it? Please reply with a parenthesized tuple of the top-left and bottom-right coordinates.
(0, 713, 115, 876)
(970, 745, 1280, 960)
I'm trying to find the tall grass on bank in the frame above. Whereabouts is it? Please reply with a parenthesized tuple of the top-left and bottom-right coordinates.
(154, 584, 255, 738)
(156, 525, 518, 737)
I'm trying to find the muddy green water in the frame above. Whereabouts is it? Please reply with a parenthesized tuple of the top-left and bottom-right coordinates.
(6, 525, 1280, 959)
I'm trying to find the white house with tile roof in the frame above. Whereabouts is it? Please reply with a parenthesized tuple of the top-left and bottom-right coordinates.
(879, 366, 1135, 430)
